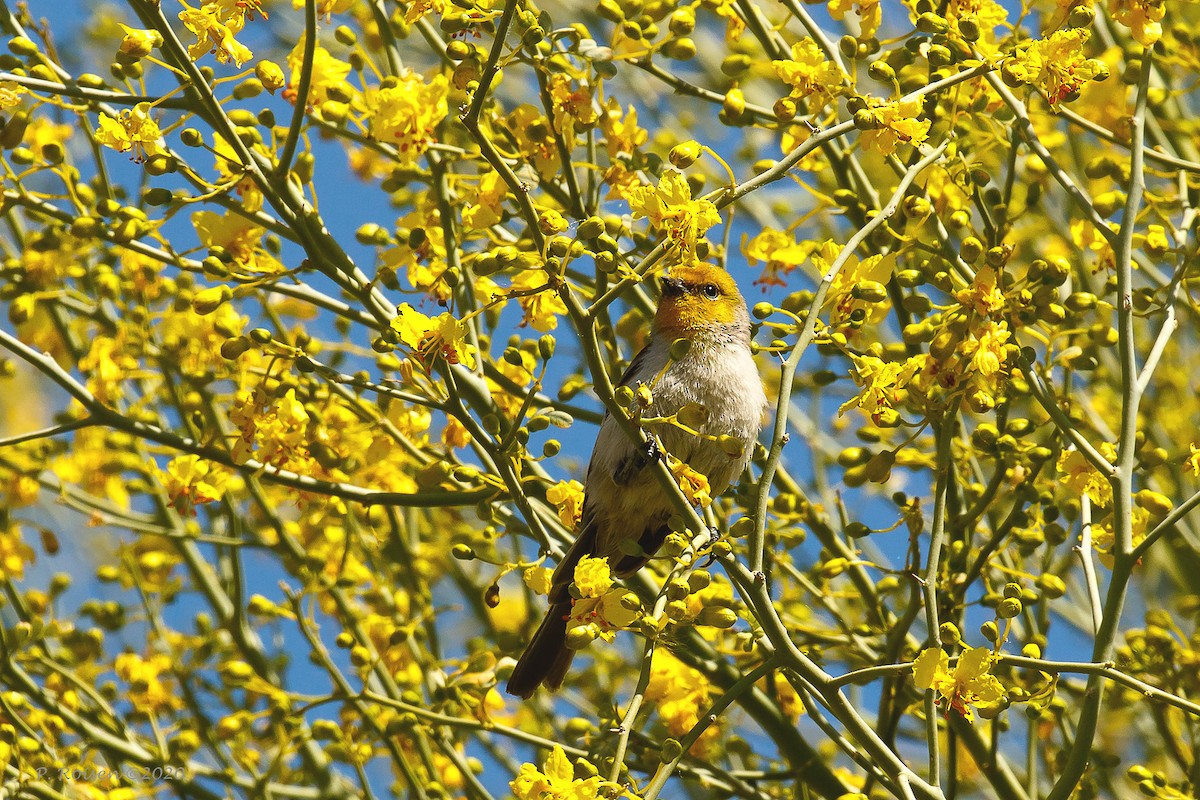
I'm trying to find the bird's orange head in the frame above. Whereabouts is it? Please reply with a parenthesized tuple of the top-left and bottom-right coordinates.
(654, 263, 748, 337)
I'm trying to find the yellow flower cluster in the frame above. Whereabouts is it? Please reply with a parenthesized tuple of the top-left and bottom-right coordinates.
(627, 170, 721, 259)
(563, 557, 640, 646)
(511, 746, 638, 800)
(179, 0, 257, 67)
(1006, 29, 1108, 106)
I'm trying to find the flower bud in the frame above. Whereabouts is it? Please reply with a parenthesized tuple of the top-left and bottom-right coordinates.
(699, 606, 738, 628)
(998, 597, 1023, 618)
(669, 140, 702, 169)
(255, 60, 286, 93)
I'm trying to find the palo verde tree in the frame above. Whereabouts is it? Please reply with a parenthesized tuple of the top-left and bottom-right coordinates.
(0, 0, 1198, 797)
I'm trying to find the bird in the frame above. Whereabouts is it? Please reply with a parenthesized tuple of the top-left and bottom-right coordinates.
(506, 261, 768, 698)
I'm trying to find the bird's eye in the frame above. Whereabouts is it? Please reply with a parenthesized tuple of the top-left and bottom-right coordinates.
(701, 283, 720, 299)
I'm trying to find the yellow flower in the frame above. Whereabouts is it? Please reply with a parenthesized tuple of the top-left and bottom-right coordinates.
(600, 99, 647, 158)
(1109, 0, 1164, 45)
(159, 455, 228, 515)
(958, 320, 1010, 377)
(828, 0, 881, 38)
(912, 646, 1005, 722)
(646, 651, 719, 754)
(546, 479, 585, 530)
(287, 40, 352, 106)
(94, 103, 163, 162)
(255, 59, 285, 93)
(511, 746, 633, 800)
(363, 71, 448, 163)
(1056, 448, 1113, 507)
(743, 228, 816, 287)
(0, 524, 35, 581)
(523, 566, 553, 595)
(668, 456, 712, 507)
(627, 170, 721, 258)
(510, 269, 567, 332)
(860, 99, 930, 155)
(771, 38, 842, 102)
(954, 266, 1006, 317)
(547, 73, 598, 140)
(0, 80, 26, 109)
(391, 304, 478, 370)
(115, 653, 184, 714)
(462, 171, 507, 231)
(1188, 443, 1200, 476)
(1012, 29, 1106, 106)
(839, 353, 927, 421)
(79, 334, 137, 403)
(178, 1, 253, 66)
(573, 556, 614, 598)
(815, 240, 895, 325)
(292, 0, 354, 16)
(192, 210, 281, 274)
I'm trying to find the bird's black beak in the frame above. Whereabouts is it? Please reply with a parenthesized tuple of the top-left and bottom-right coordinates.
(660, 276, 685, 297)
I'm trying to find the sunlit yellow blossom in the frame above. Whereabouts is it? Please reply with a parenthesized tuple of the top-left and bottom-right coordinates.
(840, 353, 927, 421)
(1011, 29, 1106, 106)
(744, 228, 816, 287)
(1056, 448, 1113, 507)
(511, 746, 634, 800)
(1144, 224, 1171, 255)
(292, 0, 354, 16)
(772, 38, 842, 103)
(115, 653, 184, 714)
(860, 99, 930, 155)
(178, 1, 253, 66)
(573, 556, 613, 598)
(600, 99, 647, 158)
(462, 171, 507, 231)
(94, 103, 163, 161)
(546, 479, 585, 530)
(816, 240, 895, 325)
(667, 455, 713, 507)
(1110, 0, 1164, 45)
(79, 335, 137, 403)
(510, 269, 567, 332)
(959, 320, 1010, 376)
(391, 304, 478, 369)
(627, 170, 721, 258)
(229, 387, 311, 467)
(286, 40, 352, 106)
(1189, 443, 1200, 476)
(913, 646, 1005, 722)
(506, 105, 560, 180)
(523, 566, 553, 595)
(363, 71, 448, 163)
(547, 73, 598, 140)
(828, 0, 880, 38)
(192, 210, 282, 274)
(50, 427, 132, 511)
(0, 524, 35, 580)
(646, 651, 719, 754)
(954, 266, 1006, 317)
(405, 0, 446, 23)
(0, 80, 26, 109)
(159, 455, 228, 515)
(564, 586, 639, 644)
(945, 0, 1008, 49)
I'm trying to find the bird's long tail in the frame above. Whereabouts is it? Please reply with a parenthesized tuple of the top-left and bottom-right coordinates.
(506, 600, 574, 698)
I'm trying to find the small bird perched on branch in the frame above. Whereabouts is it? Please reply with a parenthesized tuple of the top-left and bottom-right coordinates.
(506, 262, 767, 698)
